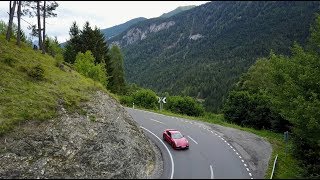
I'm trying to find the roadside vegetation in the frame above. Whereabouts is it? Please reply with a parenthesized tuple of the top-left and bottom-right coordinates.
(0, 34, 104, 135)
(117, 14, 320, 179)
(1, 1, 319, 178)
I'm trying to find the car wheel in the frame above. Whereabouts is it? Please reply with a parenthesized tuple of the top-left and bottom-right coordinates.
(163, 135, 166, 141)
(171, 142, 175, 149)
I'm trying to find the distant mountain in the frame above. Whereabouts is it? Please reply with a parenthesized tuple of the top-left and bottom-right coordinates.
(109, 1, 320, 112)
(59, 6, 196, 47)
(59, 17, 147, 47)
(101, 17, 147, 40)
(160, 5, 196, 18)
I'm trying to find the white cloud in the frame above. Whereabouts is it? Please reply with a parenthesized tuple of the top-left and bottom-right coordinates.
(0, 1, 209, 43)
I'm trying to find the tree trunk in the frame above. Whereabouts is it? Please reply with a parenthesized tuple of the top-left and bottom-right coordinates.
(37, 1, 42, 51)
(42, 0, 46, 54)
(6, 1, 17, 41)
(16, 1, 21, 46)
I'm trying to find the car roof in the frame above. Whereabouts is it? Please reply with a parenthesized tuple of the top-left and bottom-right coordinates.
(166, 129, 181, 133)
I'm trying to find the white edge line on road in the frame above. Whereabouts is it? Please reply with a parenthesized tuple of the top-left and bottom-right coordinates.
(241, 159, 245, 162)
(187, 135, 198, 144)
(246, 168, 250, 172)
(249, 172, 252, 176)
(150, 118, 166, 125)
(244, 164, 247, 167)
(140, 126, 174, 179)
(210, 165, 214, 179)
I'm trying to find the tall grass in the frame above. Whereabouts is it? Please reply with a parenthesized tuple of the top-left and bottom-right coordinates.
(0, 35, 105, 135)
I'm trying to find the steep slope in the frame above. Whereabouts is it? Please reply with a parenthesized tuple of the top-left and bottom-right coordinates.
(101, 17, 147, 40)
(109, 1, 320, 112)
(159, 5, 196, 18)
(0, 36, 159, 178)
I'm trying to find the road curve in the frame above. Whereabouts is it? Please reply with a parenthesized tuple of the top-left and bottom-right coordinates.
(126, 108, 253, 179)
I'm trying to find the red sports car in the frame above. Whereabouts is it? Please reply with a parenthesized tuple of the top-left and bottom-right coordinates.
(163, 129, 189, 149)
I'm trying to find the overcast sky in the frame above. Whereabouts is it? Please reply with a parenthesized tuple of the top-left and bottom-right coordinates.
(0, 1, 209, 43)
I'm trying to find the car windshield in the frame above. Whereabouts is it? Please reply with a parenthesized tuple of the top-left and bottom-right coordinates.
(171, 132, 183, 139)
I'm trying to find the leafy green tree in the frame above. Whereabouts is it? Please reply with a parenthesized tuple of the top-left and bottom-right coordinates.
(108, 45, 126, 94)
(132, 89, 158, 109)
(167, 96, 205, 117)
(223, 13, 320, 178)
(74, 50, 107, 86)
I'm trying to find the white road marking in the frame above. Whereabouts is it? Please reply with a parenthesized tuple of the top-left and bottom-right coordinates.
(244, 164, 247, 167)
(218, 135, 221, 138)
(249, 173, 252, 176)
(236, 152, 239, 155)
(210, 165, 214, 179)
(224, 140, 227, 143)
(140, 126, 174, 179)
(227, 143, 230, 145)
(246, 168, 250, 172)
(215, 133, 217, 135)
(239, 156, 242, 159)
(233, 149, 236, 151)
(187, 135, 198, 144)
(150, 118, 165, 125)
(241, 160, 244, 162)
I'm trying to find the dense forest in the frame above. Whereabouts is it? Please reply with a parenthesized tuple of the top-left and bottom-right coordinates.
(223, 14, 320, 178)
(109, 1, 320, 112)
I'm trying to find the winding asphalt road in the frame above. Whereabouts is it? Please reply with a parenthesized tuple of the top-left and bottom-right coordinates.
(126, 108, 254, 179)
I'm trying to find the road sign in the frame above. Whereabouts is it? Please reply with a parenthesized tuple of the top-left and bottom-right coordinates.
(162, 97, 166, 103)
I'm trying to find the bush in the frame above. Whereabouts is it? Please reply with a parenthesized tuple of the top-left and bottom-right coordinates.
(27, 64, 45, 81)
(119, 95, 134, 106)
(167, 96, 205, 117)
(3, 55, 16, 67)
(223, 90, 291, 131)
(74, 50, 108, 86)
(132, 89, 158, 109)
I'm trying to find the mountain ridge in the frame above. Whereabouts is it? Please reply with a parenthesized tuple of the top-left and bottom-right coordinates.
(108, 1, 320, 112)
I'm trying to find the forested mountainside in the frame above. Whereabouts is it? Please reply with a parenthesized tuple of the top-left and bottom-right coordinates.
(109, 1, 320, 112)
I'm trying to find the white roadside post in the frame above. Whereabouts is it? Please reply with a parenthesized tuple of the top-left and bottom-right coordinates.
(133, 102, 134, 109)
(159, 97, 166, 111)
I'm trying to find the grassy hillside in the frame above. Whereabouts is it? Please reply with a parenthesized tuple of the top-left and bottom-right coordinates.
(0, 35, 105, 136)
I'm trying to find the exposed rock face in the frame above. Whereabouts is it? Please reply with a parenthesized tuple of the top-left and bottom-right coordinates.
(113, 21, 175, 47)
(0, 91, 157, 179)
(189, 34, 203, 40)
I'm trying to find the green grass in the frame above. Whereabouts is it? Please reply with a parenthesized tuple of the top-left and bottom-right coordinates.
(126, 105, 301, 179)
(0, 35, 106, 135)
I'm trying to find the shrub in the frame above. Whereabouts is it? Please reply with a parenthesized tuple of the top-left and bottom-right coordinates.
(74, 50, 108, 86)
(132, 89, 158, 109)
(119, 95, 134, 106)
(27, 64, 45, 81)
(3, 55, 16, 67)
(167, 96, 205, 117)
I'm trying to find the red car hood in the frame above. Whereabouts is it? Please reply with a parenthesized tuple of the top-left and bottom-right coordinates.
(174, 137, 189, 147)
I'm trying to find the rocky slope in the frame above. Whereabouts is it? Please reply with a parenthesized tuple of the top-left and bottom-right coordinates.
(0, 91, 161, 178)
